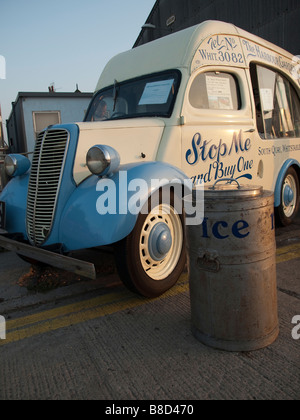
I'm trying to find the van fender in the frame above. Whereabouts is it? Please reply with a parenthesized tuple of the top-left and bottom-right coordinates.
(274, 159, 300, 207)
(0, 174, 29, 237)
(59, 162, 190, 251)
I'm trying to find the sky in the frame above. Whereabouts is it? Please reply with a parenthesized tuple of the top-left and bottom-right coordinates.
(0, 0, 155, 141)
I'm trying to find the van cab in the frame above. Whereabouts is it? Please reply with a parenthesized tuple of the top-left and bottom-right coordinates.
(0, 20, 299, 297)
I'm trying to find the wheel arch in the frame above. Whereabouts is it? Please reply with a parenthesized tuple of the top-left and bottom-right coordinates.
(274, 159, 300, 207)
(59, 161, 190, 251)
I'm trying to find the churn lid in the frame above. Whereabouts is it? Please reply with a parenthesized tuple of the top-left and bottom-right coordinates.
(203, 178, 263, 199)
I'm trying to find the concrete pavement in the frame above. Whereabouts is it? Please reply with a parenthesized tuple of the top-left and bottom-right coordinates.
(0, 224, 299, 400)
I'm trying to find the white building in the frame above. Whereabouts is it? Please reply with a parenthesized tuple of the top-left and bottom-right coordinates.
(6, 91, 93, 154)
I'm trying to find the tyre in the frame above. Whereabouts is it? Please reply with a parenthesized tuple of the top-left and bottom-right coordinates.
(275, 167, 300, 226)
(114, 191, 186, 298)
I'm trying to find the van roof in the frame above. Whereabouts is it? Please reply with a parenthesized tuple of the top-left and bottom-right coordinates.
(95, 20, 295, 92)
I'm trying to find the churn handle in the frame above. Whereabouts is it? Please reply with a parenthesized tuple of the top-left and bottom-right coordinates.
(211, 178, 241, 190)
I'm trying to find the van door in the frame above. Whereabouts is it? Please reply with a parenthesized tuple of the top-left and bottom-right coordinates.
(249, 63, 300, 225)
(181, 67, 256, 187)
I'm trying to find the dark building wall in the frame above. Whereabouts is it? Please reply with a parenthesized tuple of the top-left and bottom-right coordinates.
(134, 0, 300, 55)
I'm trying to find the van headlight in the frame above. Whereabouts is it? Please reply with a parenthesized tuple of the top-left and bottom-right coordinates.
(5, 154, 31, 177)
(86, 145, 120, 176)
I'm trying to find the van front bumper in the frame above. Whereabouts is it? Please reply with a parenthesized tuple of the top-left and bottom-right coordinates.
(0, 233, 96, 280)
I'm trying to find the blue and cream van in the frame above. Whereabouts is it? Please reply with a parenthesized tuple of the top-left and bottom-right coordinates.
(0, 21, 300, 297)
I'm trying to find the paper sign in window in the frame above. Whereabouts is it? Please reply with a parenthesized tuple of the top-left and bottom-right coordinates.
(206, 76, 233, 110)
(260, 88, 274, 112)
(139, 79, 174, 105)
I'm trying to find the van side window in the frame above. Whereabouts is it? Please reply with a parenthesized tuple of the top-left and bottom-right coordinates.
(250, 64, 300, 139)
(291, 85, 300, 137)
(189, 72, 241, 110)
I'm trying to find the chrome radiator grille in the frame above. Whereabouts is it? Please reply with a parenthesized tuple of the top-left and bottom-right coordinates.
(26, 129, 69, 246)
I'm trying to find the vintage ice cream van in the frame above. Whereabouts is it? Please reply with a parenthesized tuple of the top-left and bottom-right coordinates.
(0, 20, 300, 297)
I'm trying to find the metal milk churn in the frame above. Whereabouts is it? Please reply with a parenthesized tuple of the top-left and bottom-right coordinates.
(186, 179, 279, 352)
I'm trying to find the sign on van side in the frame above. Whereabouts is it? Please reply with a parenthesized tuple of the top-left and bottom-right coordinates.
(191, 34, 300, 85)
(192, 35, 245, 71)
(242, 39, 300, 84)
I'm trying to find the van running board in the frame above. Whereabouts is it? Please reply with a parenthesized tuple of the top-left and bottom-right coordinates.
(0, 234, 96, 280)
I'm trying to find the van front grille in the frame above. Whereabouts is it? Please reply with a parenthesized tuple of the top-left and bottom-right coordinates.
(26, 129, 69, 246)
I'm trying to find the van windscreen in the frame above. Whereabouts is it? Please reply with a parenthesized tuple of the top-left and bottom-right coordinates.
(85, 70, 181, 122)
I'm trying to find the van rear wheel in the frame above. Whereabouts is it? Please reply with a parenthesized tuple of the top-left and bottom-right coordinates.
(114, 193, 186, 298)
(276, 167, 300, 226)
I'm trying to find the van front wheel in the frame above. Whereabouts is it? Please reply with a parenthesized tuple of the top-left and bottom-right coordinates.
(114, 195, 186, 298)
(276, 167, 300, 226)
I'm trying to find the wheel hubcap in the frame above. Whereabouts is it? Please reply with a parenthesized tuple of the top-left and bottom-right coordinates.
(148, 222, 172, 261)
(283, 185, 294, 207)
(139, 204, 183, 281)
(282, 174, 297, 218)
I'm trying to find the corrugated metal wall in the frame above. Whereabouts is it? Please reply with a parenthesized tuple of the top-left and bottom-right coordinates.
(134, 0, 300, 55)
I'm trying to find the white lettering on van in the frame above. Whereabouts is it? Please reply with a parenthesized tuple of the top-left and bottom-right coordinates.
(292, 315, 300, 340)
(0, 316, 6, 340)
